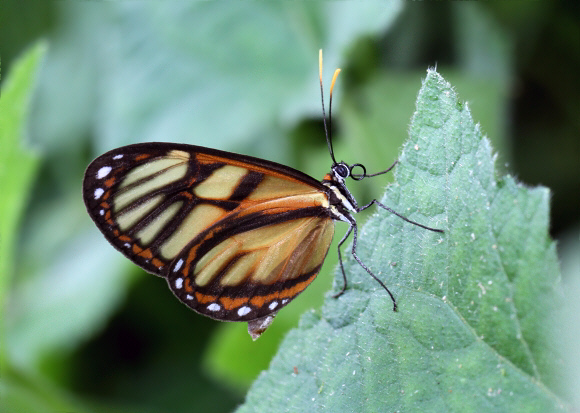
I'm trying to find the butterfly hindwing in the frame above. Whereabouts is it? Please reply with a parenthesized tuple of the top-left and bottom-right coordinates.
(167, 204, 335, 321)
(83, 142, 334, 321)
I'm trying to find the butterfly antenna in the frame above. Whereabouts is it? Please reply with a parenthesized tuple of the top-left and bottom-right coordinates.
(319, 50, 337, 165)
(329, 67, 341, 163)
(364, 159, 398, 178)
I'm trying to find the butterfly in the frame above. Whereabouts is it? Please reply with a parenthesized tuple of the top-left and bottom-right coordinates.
(83, 51, 443, 340)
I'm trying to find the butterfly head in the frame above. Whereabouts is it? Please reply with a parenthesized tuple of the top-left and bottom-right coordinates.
(331, 162, 350, 182)
(330, 162, 372, 182)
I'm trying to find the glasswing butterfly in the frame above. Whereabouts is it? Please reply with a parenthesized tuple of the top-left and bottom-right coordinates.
(83, 51, 443, 340)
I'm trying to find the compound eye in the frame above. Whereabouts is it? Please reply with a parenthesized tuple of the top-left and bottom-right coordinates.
(334, 163, 349, 178)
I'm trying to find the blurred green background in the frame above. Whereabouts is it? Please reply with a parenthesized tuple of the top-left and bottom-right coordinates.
(1, 2, 578, 412)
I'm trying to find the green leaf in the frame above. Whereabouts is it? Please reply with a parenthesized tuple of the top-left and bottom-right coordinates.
(0, 42, 44, 353)
(0, 42, 88, 413)
(559, 227, 580, 406)
(236, 70, 566, 412)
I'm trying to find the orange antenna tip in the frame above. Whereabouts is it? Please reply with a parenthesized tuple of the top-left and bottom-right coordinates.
(330, 68, 341, 97)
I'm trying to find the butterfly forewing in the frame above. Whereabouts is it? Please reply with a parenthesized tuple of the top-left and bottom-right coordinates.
(83, 144, 197, 275)
(83, 142, 334, 322)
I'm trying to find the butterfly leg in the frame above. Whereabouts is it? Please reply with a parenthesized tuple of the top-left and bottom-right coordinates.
(349, 221, 398, 311)
(332, 222, 354, 298)
(357, 199, 444, 233)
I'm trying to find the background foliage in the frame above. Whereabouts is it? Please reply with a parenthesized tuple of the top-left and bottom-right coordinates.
(1, 2, 578, 412)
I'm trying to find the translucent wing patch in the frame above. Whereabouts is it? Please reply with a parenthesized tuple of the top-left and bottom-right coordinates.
(83, 143, 329, 277)
(167, 213, 334, 323)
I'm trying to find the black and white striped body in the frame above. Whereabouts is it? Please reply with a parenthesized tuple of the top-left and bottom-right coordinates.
(322, 162, 359, 224)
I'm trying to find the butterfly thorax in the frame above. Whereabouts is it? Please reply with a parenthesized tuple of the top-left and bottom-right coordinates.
(321, 163, 358, 224)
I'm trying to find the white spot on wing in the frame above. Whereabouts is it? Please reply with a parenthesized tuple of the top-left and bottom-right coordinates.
(175, 278, 183, 289)
(268, 301, 278, 311)
(207, 303, 221, 312)
(97, 166, 112, 179)
(186, 294, 193, 300)
(237, 306, 251, 317)
(124, 243, 131, 248)
(113, 154, 123, 160)
(99, 210, 104, 216)
(94, 188, 104, 199)
(282, 299, 289, 305)
(173, 258, 183, 272)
